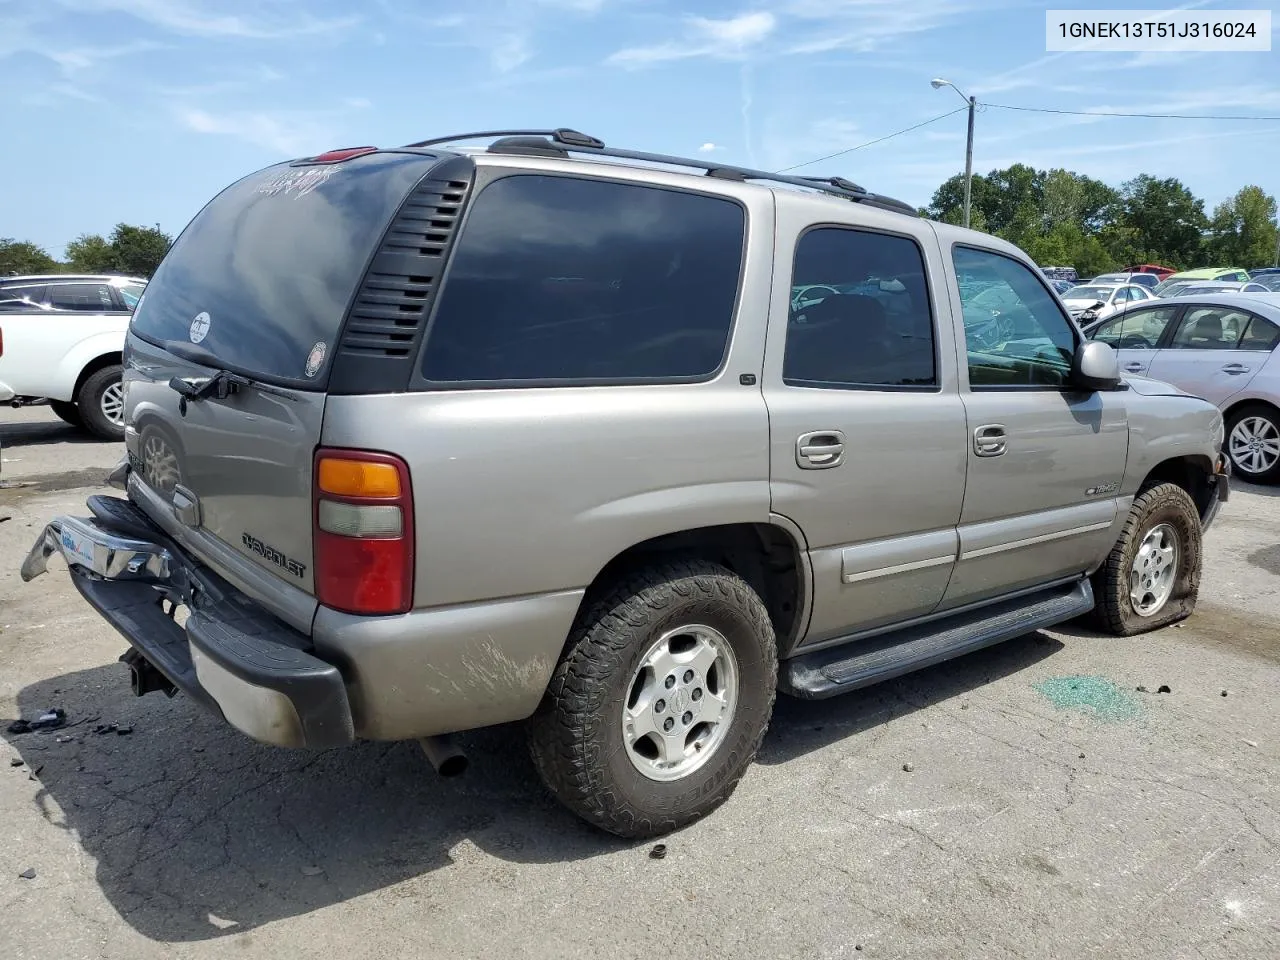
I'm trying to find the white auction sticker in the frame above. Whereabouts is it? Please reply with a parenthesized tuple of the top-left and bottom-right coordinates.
(1046, 10, 1271, 52)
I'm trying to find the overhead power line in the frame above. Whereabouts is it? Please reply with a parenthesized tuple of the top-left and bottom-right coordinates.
(779, 99, 1280, 176)
(776, 106, 968, 172)
(985, 102, 1280, 121)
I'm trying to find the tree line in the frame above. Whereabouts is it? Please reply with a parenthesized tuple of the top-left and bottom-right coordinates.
(0, 223, 173, 279)
(926, 167, 1279, 275)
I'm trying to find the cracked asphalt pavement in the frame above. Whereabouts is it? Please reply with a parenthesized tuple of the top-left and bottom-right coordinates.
(2, 405, 1279, 959)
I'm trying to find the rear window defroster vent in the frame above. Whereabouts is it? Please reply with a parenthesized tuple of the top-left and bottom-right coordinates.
(337, 165, 473, 370)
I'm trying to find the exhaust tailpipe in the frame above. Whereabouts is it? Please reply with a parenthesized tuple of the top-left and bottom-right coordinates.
(419, 735, 468, 777)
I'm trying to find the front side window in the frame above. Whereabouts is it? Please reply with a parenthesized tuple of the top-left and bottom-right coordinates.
(47, 283, 114, 312)
(954, 246, 1076, 388)
(1090, 305, 1178, 349)
(420, 175, 744, 384)
(783, 227, 936, 389)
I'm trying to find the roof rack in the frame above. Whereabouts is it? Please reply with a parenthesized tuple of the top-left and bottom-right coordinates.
(401, 128, 919, 216)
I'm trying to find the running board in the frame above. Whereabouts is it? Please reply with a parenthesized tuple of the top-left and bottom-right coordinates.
(780, 579, 1094, 699)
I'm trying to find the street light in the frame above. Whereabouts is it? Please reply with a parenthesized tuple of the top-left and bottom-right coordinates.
(931, 78, 976, 230)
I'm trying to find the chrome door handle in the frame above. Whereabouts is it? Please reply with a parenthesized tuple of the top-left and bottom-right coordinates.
(1222, 363, 1250, 374)
(1123, 362, 1146, 372)
(973, 424, 1007, 457)
(796, 430, 846, 469)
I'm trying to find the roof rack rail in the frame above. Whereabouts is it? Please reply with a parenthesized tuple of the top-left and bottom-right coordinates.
(401, 129, 918, 216)
(402, 128, 605, 150)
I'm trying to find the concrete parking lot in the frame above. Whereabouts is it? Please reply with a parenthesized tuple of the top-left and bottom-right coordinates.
(2, 404, 1278, 960)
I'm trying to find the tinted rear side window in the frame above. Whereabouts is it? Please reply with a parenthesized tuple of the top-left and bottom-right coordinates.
(48, 283, 116, 311)
(420, 174, 745, 385)
(130, 152, 440, 385)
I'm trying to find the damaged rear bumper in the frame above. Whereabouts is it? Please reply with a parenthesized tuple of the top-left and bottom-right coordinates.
(21, 496, 354, 750)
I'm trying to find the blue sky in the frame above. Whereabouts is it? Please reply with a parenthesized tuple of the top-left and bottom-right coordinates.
(2, 0, 1278, 256)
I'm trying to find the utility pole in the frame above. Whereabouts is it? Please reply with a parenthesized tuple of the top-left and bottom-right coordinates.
(963, 95, 975, 230)
(932, 79, 976, 229)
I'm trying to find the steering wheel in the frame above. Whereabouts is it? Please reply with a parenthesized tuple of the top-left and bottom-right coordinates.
(791, 284, 840, 312)
(1118, 335, 1151, 349)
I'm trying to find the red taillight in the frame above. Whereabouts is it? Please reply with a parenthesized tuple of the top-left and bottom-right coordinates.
(313, 448, 414, 615)
(310, 146, 377, 163)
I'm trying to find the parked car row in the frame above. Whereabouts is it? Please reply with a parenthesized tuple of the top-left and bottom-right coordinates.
(0, 273, 144, 439)
(1082, 291, 1280, 483)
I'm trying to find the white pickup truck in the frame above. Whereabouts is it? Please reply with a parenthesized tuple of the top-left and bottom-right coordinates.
(0, 274, 145, 440)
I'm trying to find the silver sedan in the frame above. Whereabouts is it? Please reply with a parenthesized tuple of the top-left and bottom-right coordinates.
(1083, 292, 1280, 483)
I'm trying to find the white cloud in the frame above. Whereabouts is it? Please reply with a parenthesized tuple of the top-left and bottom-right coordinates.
(50, 0, 359, 40)
(608, 12, 777, 66)
(783, 0, 992, 55)
(176, 98, 371, 155)
(44, 40, 165, 75)
(490, 33, 533, 72)
(698, 142, 719, 153)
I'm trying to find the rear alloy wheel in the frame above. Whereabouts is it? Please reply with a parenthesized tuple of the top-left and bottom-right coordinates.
(1090, 482, 1202, 636)
(1227, 405, 1280, 484)
(527, 559, 777, 838)
(76, 365, 126, 441)
(48, 400, 84, 428)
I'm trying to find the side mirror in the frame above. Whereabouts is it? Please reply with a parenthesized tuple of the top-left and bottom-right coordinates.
(1072, 340, 1121, 390)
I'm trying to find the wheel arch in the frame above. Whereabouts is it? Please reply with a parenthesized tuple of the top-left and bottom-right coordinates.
(572, 521, 811, 658)
(1138, 454, 1216, 520)
(73, 351, 124, 399)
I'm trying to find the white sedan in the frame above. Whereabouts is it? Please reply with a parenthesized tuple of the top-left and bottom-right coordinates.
(1060, 283, 1153, 322)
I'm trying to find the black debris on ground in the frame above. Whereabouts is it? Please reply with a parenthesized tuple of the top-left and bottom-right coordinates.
(18, 868, 35, 880)
(116, 725, 133, 736)
(649, 844, 668, 860)
(1136, 685, 1149, 693)
(1157, 685, 1172, 694)
(902, 762, 915, 773)
(7, 708, 67, 735)
(9, 758, 22, 768)
(1222, 690, 1229, 697)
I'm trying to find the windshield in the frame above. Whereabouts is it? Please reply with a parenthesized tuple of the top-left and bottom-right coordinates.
(1065, 285, 1113, 301)
(129, 151, 440, 386)
(116, 282, 145, 309)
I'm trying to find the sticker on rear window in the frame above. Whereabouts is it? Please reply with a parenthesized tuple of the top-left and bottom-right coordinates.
(189, 311, 211, 343)
(304, 340, 327, 378)
(256, 167, 335, 199)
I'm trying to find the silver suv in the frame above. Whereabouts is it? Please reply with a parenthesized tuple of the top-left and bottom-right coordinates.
(21, 130, 1229, 838)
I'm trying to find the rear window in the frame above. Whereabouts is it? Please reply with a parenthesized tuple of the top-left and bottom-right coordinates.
(419, 174, 745, 385)
(130, 152, 440, 385)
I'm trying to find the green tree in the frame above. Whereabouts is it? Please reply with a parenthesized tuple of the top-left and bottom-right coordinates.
(1113, 175, 1207, 268)
(1206, 186, 1278, 268)
(65, 233, 117, 273)
(0, 238, 57, 276)
(109, 223, 172, 277)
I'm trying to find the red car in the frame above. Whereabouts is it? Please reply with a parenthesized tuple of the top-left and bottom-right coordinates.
(1123, 263, 1175, 280)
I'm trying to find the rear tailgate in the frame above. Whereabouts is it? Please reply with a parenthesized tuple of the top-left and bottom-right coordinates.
(122, 150, 456, 621)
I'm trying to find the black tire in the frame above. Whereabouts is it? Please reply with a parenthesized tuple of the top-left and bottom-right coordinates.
(48, 400, 83, 427)
(1225, 403, 1280, 484)
(527, 559, 778, 839)
(75, 365, 125, 441)
(1090, 483, 1202, 636)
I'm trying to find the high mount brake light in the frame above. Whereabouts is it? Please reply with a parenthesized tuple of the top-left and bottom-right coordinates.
(310, 146, 378, 163)
(313, 449, 414, 615)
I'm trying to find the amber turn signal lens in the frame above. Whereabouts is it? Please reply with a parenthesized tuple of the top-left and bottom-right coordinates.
(317, 458, 401, 498)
